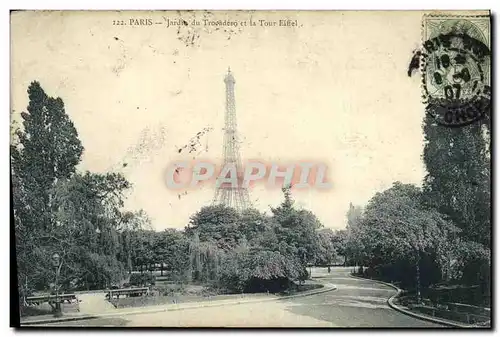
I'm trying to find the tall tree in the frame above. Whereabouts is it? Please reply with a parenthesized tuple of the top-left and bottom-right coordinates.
(345, 203, 364, 266)
(422, 115, 490, 247)
(12, 82, 84, 296)
(271, 186, 322, 266)
(12, 82, 83, 228)
(316, 229, 337, 266)
(356, 182, 458, 301)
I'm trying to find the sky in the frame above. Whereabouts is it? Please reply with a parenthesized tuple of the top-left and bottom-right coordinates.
(11, 10, 434, 230)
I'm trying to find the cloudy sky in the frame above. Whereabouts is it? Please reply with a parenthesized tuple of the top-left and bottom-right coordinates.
(11, 10, 435, 230)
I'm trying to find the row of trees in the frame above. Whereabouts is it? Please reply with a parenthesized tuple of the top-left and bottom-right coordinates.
(342, 108, 491, 305)
(12, 82, 155, 297)
(130, 187, 345, 293)
(12, 82, 347, 299)
(15, 80, 489, 304)
(184, 188, 331, 292)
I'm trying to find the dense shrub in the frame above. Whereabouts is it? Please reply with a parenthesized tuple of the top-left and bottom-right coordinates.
(218, 249, 303, 293)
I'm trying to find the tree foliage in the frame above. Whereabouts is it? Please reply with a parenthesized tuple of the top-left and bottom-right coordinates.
(185, 205, 243, 250)
(343, 103, 491, 303)
(12, 82, 84, 296)
(360, 183, 457, 264)
(178, 186, 323, 292)
(349, 182, 461, 298)
(315, 229, 337, 266)
(422, 115, 490, 248)
(12, 82, 146, 295)
(271, 186, 322, 265)
(11, 82, 335, 298)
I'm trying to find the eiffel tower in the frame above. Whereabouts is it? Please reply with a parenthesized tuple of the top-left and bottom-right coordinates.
(212, 68, 251, 211)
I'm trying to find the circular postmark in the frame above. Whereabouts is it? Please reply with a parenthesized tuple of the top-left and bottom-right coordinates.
(421, 30, 491, 127)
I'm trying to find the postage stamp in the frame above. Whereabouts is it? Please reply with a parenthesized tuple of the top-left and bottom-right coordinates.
(420, 15, 491, 127)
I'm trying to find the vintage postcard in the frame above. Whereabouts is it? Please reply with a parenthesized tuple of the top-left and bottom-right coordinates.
(10, 10, 491, 328)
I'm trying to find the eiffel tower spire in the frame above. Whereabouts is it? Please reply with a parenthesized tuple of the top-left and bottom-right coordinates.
(212, 68, 251, 211)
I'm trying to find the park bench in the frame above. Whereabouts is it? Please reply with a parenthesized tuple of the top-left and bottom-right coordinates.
(106, 287, 149, 299)
(25, 294, 79, 306)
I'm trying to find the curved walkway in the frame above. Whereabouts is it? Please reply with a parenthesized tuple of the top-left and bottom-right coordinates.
(42, 267, 445, 327)
(281, 267, 444, 327)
